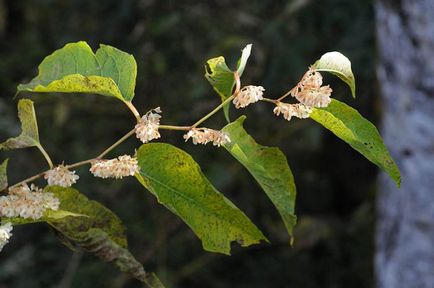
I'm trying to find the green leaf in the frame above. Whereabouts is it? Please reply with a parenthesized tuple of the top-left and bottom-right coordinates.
(17, 41, 137, 102)
(205, 44, 253, 122)
(136, 143, 267, 255)
(313, 51, 356, 98)
(0, 159, 8, 191)
(222, 116, 297, 241)
(45, 186, 164, 287)
(310, 99, 400, 186)
(0, 99, 40, 150)
(3, 209, 85, 226)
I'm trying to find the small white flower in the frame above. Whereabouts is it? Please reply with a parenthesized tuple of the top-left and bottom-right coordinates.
(183, 128, 231, 147)
(135, 107, 162, 143)
(289, 67, 333, 108)
(273, 103, 312, 121)
(0, 222, 13, 252)
(44, 165, 79, 187)
(233, 86, 265, 109)
(90, 155, 139, 179)
(0, 184, 60, 220)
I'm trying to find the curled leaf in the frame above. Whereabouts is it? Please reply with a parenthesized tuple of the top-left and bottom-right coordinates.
(0, 99, 40, 150)
(313, 51, 356, 97)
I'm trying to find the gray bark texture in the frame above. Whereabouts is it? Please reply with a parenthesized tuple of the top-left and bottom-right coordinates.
(376, 1, 434, 288)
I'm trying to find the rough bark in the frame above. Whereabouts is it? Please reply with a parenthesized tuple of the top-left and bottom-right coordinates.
(375, 1, 434, 288)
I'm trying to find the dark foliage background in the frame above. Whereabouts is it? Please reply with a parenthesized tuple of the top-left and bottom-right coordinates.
(0, 0, 378, 287)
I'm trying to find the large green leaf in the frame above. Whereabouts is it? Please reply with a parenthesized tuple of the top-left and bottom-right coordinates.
(45, 186, 163, 287)
(0, 99, 40, 150)
(136, 143, 267, 255)
(17, 41, 137, 102)
(310, 99, 400, 186)
(313, 51, 356, 98)
(0, 159, 8, 191)
(222, 116, 297, 241)
(205, 44, 252, 122)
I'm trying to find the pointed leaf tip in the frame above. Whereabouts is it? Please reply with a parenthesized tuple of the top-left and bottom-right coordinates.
(222, 117, 298, 238)
(135, 143, 267, 255)
(310, 99, 400, 186)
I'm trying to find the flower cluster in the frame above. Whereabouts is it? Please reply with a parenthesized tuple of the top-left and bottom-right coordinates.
(289, 67, 332, 108)
(0, 184, 60, 220)
(90, 155, 139, 179)
(233, 85, 265, 109)
(183, 128, 231, 147)
(0, 222, 13, 252)
(44, 165, 79, 187)
(274, 67, 333, 122)
(135, 107, 162, 143)
(273, 103, 312, 121)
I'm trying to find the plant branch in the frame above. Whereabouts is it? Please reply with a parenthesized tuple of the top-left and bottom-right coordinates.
(9, 129, 137, 189)
(96, 129, 136, 159)
(36, 143, 54, 169)
(124, 101, 142, 122)
(191, 72, 241, 128)
(277, 90, 292, 101)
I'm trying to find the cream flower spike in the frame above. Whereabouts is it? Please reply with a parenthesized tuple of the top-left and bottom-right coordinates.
(289, 67, 333, 108)
(183, 128, 231, 147)
(273, 102, 312, 121)
(0, 184, 60, 220)
(233, 85, 265, 109)
(0, 222, 13, 252)
(135, 107, 162, 143)
(44, 165, 79, 187)
(90, 155, 139, 179)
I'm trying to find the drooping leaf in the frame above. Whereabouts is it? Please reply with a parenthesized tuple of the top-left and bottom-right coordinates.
(0, 99, 40, 150)
(313, 51, 356, 97)
(136, 143, 267, 255)
(222, 117, 297, 241)
(0, 159, 8, 191)
(205, 44, 253, 122)
(310, 99, 400, 186)
(4, 209, 85, 226)
(45, 186, 164, 287)
(17, 41, 137, 102)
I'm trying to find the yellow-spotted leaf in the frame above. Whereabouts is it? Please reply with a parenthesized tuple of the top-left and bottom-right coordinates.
(136, 143, 267, 255)
(310, 99, 400, 186)
(0, 159, 8, 191)
(0, 99, 40, 150)
(223, 116, 297, 241)
(45, 186, 164, 287)
(17, 41, 137, 102)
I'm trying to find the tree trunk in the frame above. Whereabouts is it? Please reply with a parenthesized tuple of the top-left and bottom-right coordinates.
(375, 1, 434, 288)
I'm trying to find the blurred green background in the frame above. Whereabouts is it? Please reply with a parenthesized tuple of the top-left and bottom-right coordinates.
(0, 0, 379, 287)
